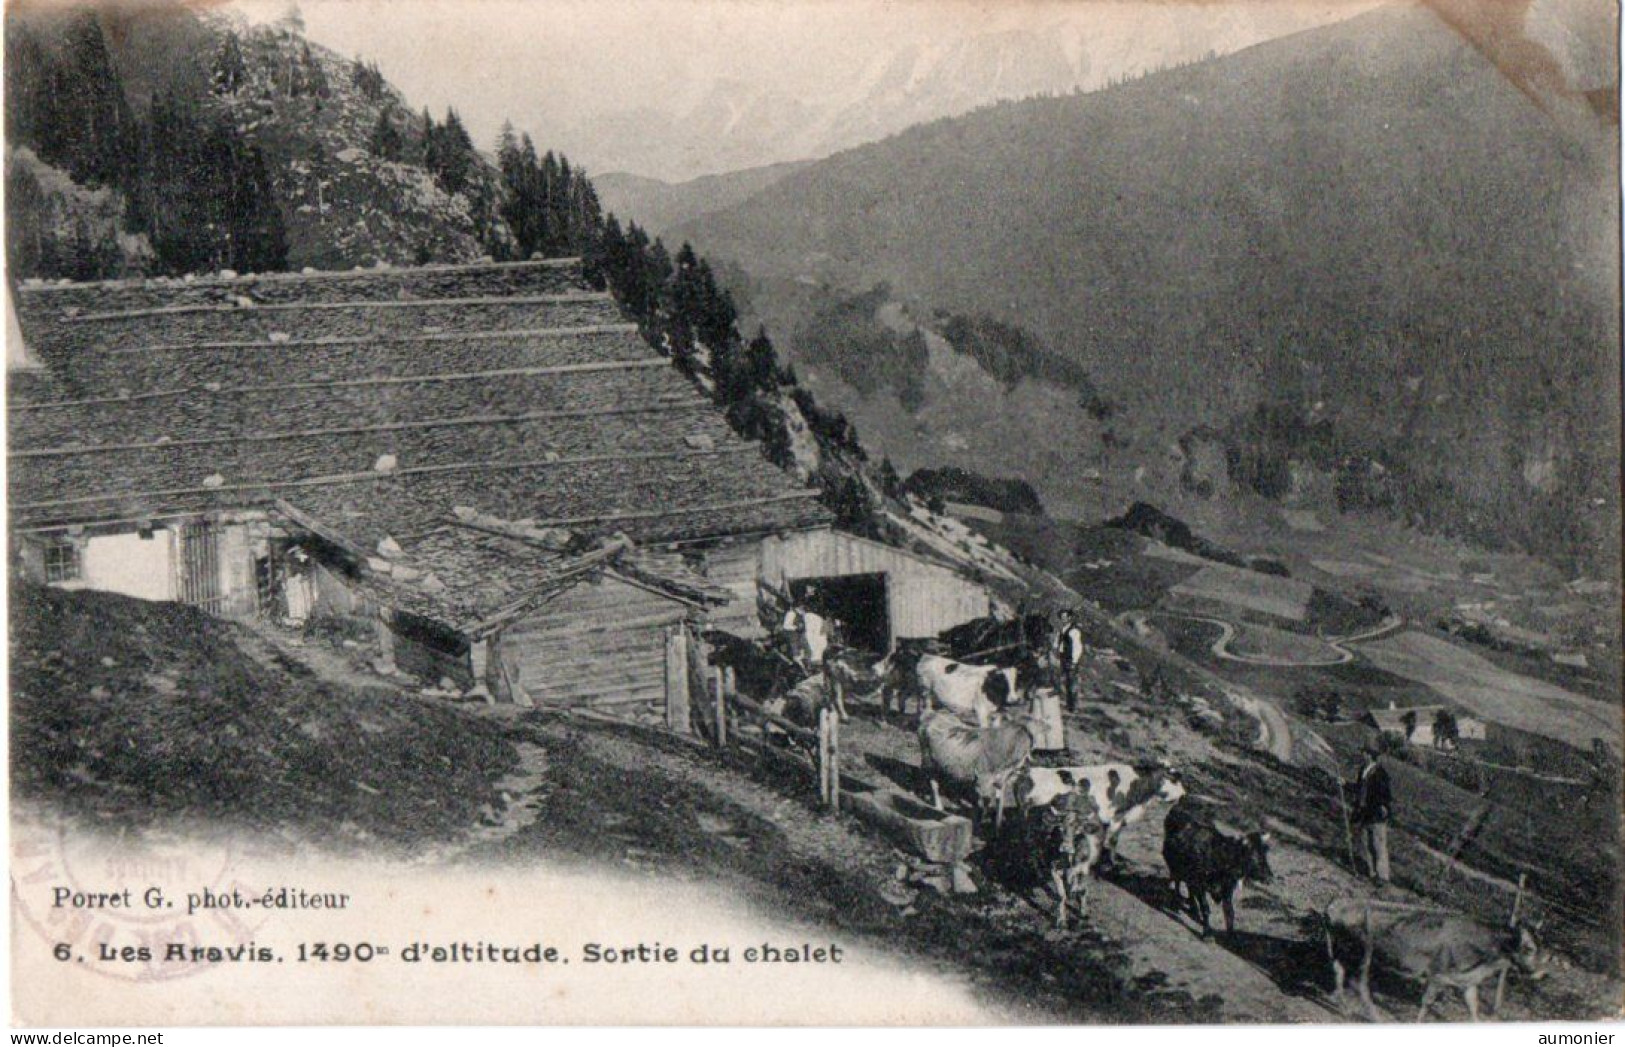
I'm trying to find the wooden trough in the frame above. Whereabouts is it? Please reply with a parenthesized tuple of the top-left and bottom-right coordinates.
(844, 783, 975, 865)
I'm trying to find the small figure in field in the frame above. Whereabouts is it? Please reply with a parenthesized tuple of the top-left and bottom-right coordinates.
(1054, 609, 1085, 711)
(1347, 740, 1394, 885)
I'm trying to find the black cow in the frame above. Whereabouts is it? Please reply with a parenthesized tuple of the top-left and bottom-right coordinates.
(937, 612, 1052, 692)
(1162, 800, 1274, 937)
(703, 630, 806, 706)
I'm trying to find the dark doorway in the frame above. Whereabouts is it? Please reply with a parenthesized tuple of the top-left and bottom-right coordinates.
(790, 572, 890, 653)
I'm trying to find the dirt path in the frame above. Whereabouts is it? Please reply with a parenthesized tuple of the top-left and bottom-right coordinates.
(464, 712, 1178, 1022)
(232, 617, 1616, 1022)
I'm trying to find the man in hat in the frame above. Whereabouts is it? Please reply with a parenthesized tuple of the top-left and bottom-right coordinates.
(1054, 608, 1085, 711)
(1349, 740, 1394, 885)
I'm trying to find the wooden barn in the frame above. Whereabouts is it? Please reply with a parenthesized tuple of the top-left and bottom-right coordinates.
(702, 528, 998, 652)
(8, 258, 997, 725)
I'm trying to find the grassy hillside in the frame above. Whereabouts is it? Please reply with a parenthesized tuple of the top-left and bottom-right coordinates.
(10, 584, 518, 848)
(673, 4, 1621, 572)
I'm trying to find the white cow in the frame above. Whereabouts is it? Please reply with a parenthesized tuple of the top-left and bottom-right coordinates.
(916, 654, 1018, 728)
(1016, 762, 1187, 866)
(780, 608, 831, 667)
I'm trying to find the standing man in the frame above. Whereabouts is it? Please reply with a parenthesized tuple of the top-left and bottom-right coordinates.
(1054, 608, 1085, 711)
(1349, 740, 1394, 885)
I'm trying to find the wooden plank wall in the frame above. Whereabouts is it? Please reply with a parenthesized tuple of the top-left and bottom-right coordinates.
(758, 529, 991, 640)
(502, 574, 689, 711)
(701, 542, 765, 637)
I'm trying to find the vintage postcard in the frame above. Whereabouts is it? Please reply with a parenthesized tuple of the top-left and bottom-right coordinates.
(5, 0, 1621, 1028)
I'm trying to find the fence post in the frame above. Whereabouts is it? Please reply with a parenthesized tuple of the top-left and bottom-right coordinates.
(712, 666, 727, 748)
(830, 706, 841, 813)
(818, 707, 833, 808)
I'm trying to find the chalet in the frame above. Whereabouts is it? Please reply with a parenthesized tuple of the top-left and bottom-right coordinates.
(8, 259, 996, 725)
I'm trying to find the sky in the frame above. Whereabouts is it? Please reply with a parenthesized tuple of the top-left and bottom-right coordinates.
(228, 0, 1386, 176)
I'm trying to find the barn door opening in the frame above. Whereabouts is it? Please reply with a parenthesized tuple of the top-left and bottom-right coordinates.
(789, 572, 889, 654)
(176, 522, 223, 615)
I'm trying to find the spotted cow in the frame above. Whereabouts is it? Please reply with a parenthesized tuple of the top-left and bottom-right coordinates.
(1016, 762, 1187, 868)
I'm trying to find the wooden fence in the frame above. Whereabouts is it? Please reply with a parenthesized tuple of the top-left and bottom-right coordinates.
(707, 666, 843, 810)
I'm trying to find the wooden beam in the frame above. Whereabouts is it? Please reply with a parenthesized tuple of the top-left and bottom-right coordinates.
(727, 690, 818, 746)
(20, 256, 584, 300)
(271, 498, 373, 562)
(463, 539, 631, 638)
(526, 491, 825, 530)
(665, 625, 690, 736)
(108, 323, 640, 355)
(11, 507, 268, 535)
(63, 289, 609, 323)
(500, 607, 685, 643)
(63, 287, 611, 320)
(444, 515, 576, 551)
(11, 357, 671, 412)
(12, 401, 707, 458)
(15, 448, 760, 512)
(607, 563, 731, 608)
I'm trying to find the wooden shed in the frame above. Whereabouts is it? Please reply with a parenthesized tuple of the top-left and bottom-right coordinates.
(489, 569, 708, 714)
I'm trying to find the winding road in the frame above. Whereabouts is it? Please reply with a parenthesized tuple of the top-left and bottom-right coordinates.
(1118, 610, 1404, 668)
(1111, 609, 1404, 765)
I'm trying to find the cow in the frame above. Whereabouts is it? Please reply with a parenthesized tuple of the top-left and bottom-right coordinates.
(912, 654, 1019, 727)
(918, 709, 1036, 828)
(780, 606, 832, 668)
(763, 671, 833, 734)
(877, 640, 938, 718)
(1161, 799, 1273, 937)
(704, 630, 804, 707)
(1322, 900, 1545, 1021)
(1039, 789, 1107, 930)
(822, 643, 890, 720)
(1015, 761, 1187, 869)
(938, 611, 1053, 672)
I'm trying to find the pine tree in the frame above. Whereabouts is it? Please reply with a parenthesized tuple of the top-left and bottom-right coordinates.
(139, 92, 287, 276)
(351, 57, 387, 101)
(226, 137, 288, 273)
(745, 327, 782, 394)
(878, 458, 901, 498)
(301, 43, 330, 99)
(370, 109, 404, 161)
(212, 32, 247, 95)
(6, 161, 48, 280)
(667, 242, 706, 369)
(419, 108, 439, 173)
(431, 107, 474, 194)
(143, 91, 220, 273)
(37, 13, 141, 194)
(277, 2, 306, 36)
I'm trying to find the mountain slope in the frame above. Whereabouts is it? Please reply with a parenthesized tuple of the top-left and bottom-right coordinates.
(593, 160, 810, 237)
(5, 3, 509, 277)
(552, 4, 1375, 180)
(672, 3, 1621, 569)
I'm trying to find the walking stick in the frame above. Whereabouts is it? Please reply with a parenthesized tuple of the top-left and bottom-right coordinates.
(1510, 872, 1528, 926)
(1334, 772, 1359, 872)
